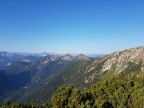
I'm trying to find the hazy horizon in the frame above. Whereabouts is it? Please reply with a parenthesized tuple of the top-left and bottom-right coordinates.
(1, 46, 144, 57)
(0, 0, 144, 54)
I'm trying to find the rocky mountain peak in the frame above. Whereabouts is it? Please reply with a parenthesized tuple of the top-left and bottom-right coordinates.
(49, 55, 60, 61)
(61, 54, 74, 61)
(84, 46, 144, 83)
(102, 47, 144, 72)
(39, 52, 49, 57)
(76, 54, 92, 60)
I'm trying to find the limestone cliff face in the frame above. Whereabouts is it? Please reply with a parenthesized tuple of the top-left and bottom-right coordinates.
(84, 46, 144, 83)
(102, 47, 144, 72)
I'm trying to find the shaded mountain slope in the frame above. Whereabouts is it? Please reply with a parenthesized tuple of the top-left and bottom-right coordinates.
(1, 54, 93, 103)
(17, 60, 92, 103)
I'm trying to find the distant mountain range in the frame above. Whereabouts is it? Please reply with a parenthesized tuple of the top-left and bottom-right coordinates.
(0, 52, 94, 103)
(0, 51, 49, 69)
(1, 47, 144, 104)
(0, 51, 101, 69)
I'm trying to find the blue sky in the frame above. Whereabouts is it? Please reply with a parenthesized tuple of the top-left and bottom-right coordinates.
(0, 0, 144, 54)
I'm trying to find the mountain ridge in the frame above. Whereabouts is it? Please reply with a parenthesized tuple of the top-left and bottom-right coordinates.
(1, 46, 144, 104)
(15, 46, 144, 103)
(0, 53, 93, 103)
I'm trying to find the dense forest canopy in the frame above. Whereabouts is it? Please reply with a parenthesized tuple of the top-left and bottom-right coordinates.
(1, 72, 144, 108)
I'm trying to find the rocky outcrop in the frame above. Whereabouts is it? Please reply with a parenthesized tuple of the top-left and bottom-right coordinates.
(84, 46, 144, 83)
